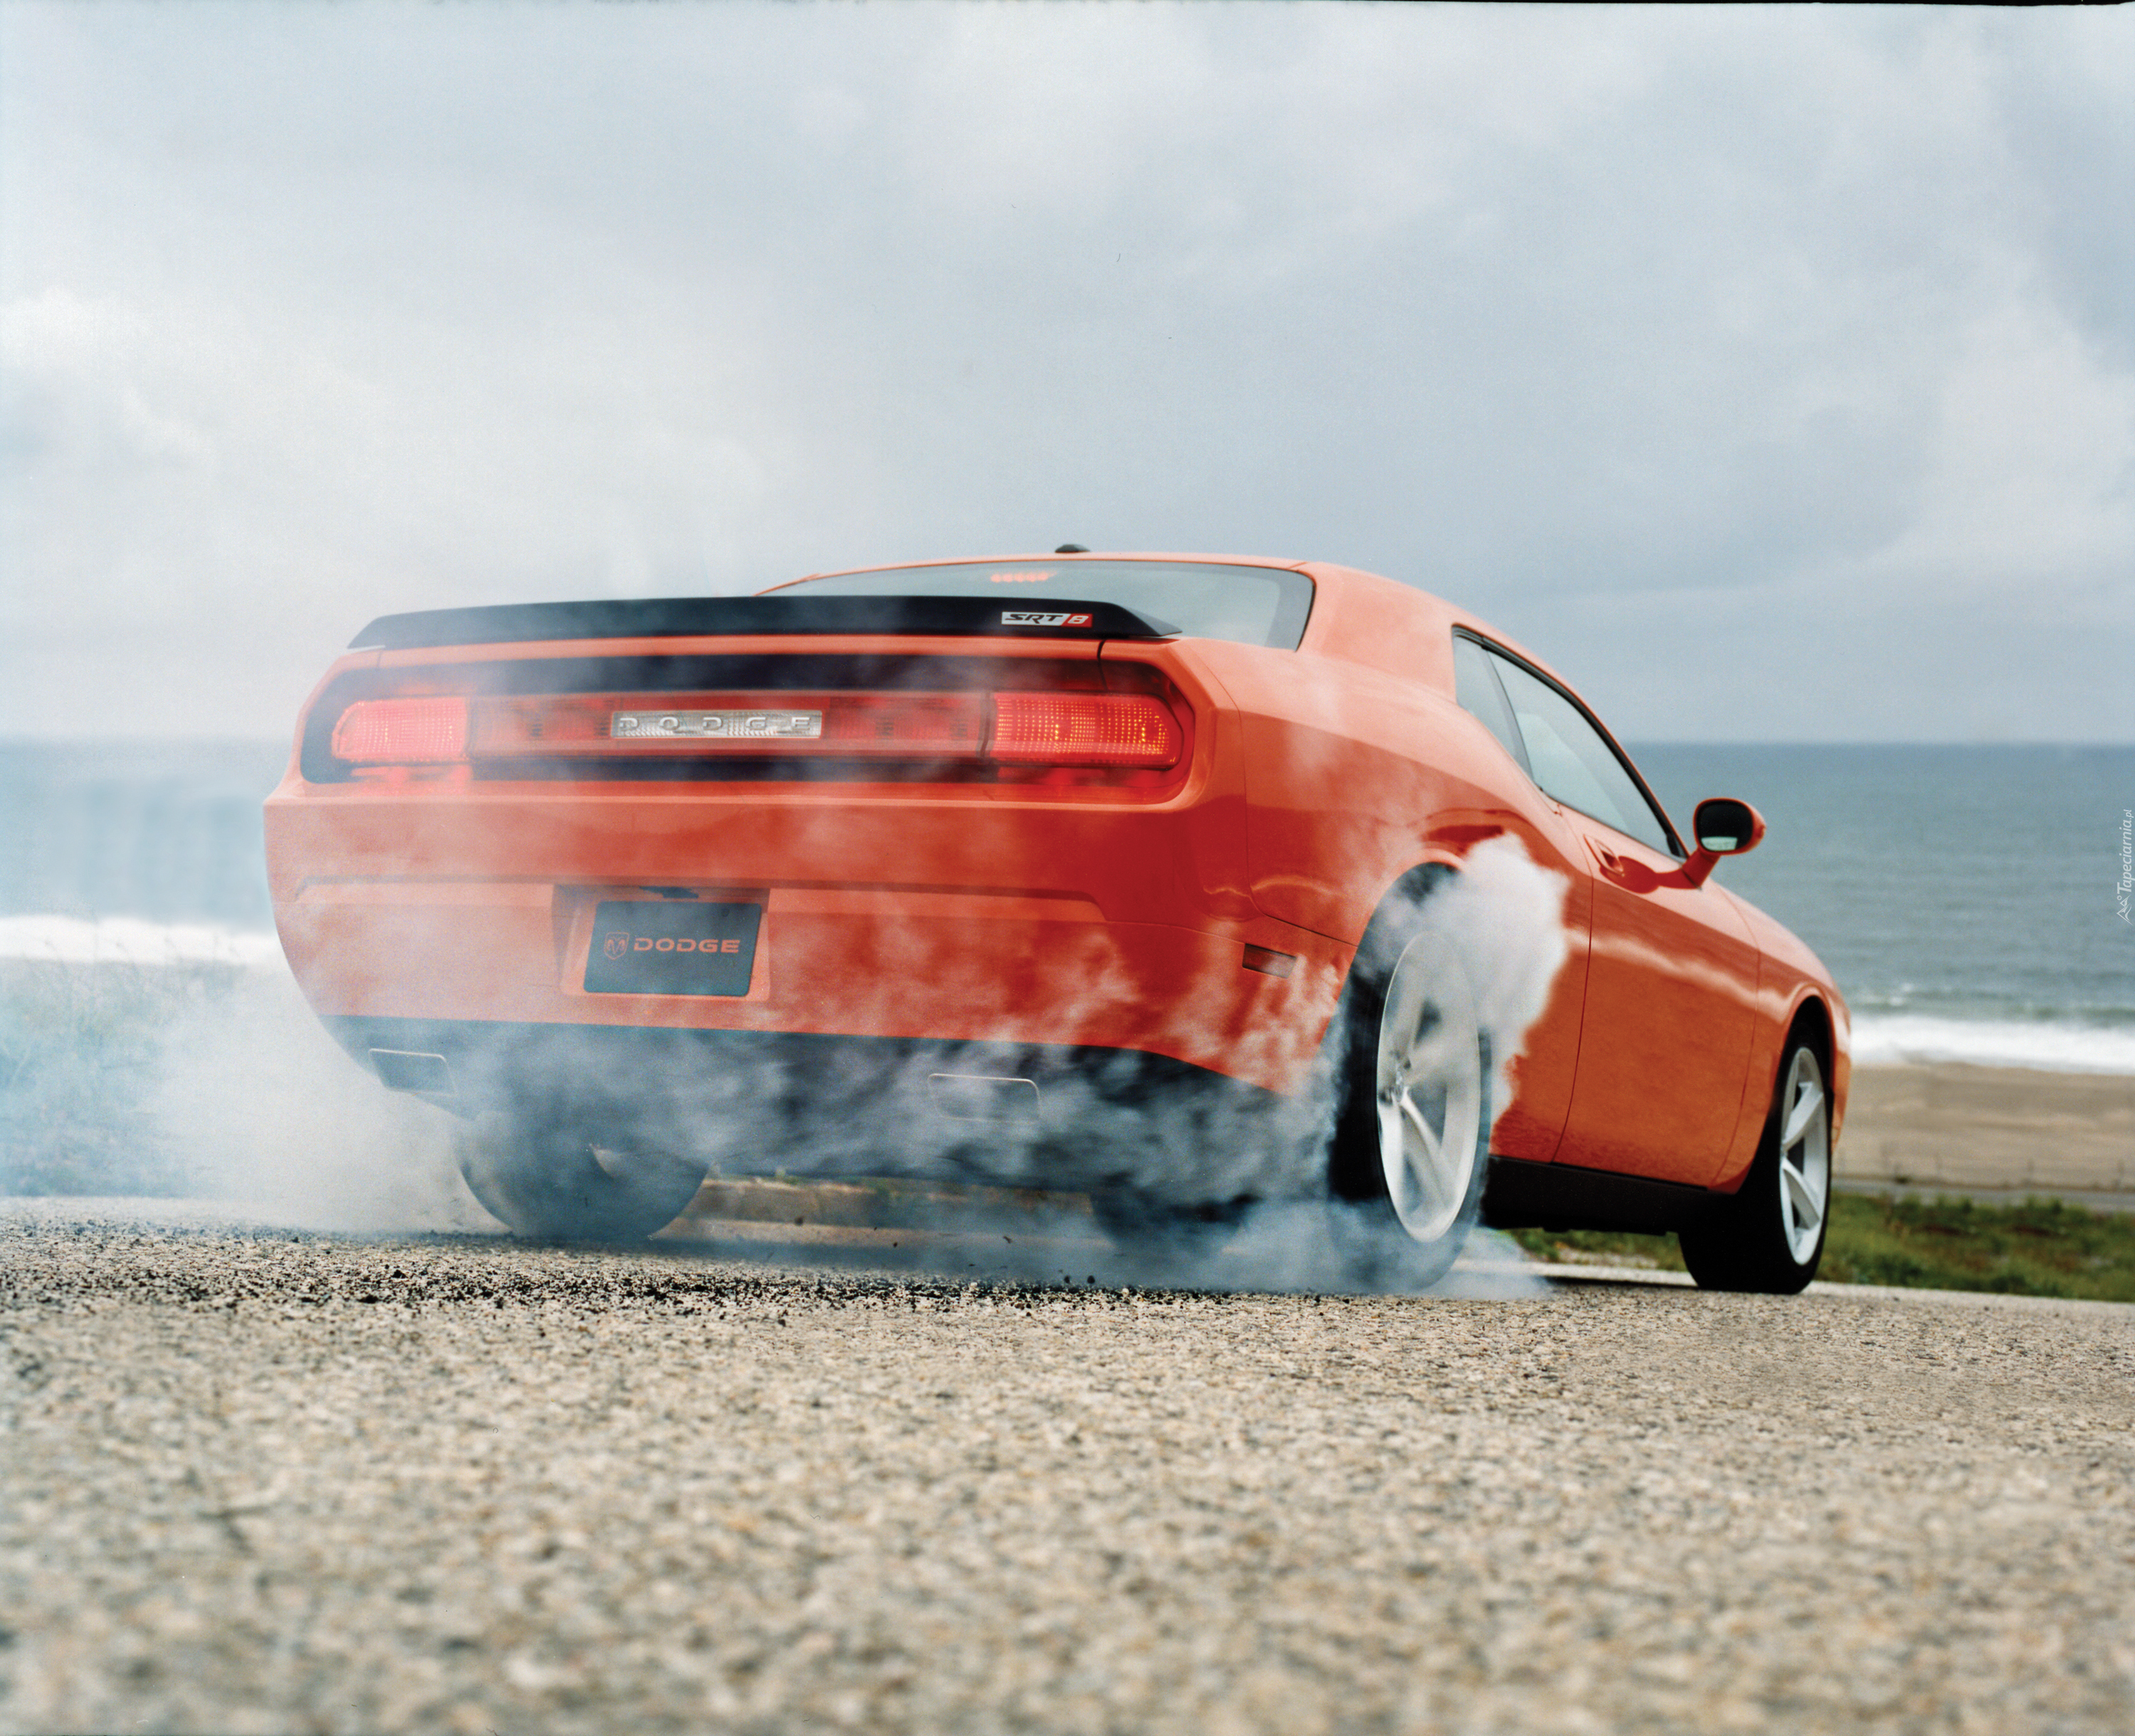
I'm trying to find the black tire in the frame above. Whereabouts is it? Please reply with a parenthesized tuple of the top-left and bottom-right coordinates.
(455, 1114, 710, 1242)
(1325, 874, 1491, 1288)
(1680, 1039, 1832, 1294)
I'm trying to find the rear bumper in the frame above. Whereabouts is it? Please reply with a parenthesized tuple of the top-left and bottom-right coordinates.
(275, 882, 1340, 1094)
(266, 783, 1349, 1095)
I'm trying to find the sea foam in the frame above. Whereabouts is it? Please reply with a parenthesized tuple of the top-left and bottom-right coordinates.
(1849, 1014, 2135, 1076)
(0, 914, 285, 969)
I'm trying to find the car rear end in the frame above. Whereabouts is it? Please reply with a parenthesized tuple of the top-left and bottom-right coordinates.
(264, 564, 1344, 1195)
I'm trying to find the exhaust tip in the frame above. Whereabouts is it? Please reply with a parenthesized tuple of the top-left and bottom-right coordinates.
(927, 1073, 1040, 1122)
(369, 1048, 456, 1095)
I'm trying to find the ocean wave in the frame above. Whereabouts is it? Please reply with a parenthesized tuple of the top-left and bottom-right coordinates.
(1850, 1014, 2135, 1076)
(0, 915, 285, 969)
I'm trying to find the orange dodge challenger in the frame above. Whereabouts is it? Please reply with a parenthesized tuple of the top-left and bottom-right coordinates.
(266, 553, 1848, 1291)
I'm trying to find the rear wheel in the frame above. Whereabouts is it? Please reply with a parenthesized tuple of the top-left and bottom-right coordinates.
(1680, 1041, 1830, 1293)
(455, 1114, 710, 1242)
(1327, 889, 1491, 1287)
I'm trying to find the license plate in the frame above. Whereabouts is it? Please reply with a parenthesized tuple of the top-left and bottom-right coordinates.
(585, 900, 761, 996)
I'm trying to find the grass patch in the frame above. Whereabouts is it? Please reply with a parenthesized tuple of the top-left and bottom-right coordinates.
(1817, 1193, 2135, 1300)
(1506, 1192, 2135, 1302)
(1503, 1223, 1689, 1273)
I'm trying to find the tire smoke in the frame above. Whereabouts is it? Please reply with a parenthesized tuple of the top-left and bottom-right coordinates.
(4, 834, 1569, 1295)
(1405, 834, 1573, 1149)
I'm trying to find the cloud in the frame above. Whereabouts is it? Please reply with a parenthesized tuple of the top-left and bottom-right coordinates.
(1, 3, 2129, 741)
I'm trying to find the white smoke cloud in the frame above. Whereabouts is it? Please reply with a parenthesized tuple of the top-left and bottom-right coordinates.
(148, 964, 488, 1234)
(1408, 835, 1573, 1145)
(4, 818, 1572, 1298)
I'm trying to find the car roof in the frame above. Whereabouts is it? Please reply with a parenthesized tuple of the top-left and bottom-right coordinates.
(765, 552, 1315, 585)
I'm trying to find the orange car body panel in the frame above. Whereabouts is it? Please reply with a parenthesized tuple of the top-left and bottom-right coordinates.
(1550, 818, 1763, 1186)
(265, 555, 1847, 1187)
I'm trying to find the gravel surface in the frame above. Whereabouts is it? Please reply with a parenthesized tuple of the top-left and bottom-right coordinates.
(4, 1205, 2132, 1735)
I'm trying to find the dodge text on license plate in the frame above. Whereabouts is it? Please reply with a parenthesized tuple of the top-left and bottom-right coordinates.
(585, 901, 761, 996)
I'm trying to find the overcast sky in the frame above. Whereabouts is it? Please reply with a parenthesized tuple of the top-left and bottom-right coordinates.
(3, 3, 2129, 743)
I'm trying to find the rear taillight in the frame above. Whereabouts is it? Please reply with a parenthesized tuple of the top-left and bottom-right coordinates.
(330, 697, 468, 762)
(990, 693, 1180, 766)
(317, 688, 1184, 775)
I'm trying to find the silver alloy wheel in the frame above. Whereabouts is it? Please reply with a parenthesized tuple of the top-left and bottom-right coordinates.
(1775, 1046, 1830, 1265)
(1374, 933, 1485, 1244)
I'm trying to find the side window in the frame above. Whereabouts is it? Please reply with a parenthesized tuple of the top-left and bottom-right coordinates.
(1485, 652, 1679, 856)
(1451, 634, 1529, 773)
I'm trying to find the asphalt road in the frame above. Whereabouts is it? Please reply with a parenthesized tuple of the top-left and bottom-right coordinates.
(4, 1204, 2132, 1735)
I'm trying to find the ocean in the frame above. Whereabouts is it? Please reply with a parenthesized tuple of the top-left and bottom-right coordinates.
(1635, 745, 2133, 1072)
(4, 739, 2130, 1073)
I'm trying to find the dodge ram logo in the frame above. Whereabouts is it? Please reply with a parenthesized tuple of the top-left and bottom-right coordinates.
(603, 932, 631, 960)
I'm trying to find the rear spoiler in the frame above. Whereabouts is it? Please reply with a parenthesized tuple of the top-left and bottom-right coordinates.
(349, 595, 1180, 651)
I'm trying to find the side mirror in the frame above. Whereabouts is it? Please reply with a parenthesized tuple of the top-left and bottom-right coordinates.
(1682, 797, 1765, 887)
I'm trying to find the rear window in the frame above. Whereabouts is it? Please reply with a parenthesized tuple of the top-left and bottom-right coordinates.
(768, 560, 1314, 650)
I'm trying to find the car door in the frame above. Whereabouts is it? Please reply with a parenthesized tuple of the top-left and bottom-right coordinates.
(1477, 643, 1761, 1184)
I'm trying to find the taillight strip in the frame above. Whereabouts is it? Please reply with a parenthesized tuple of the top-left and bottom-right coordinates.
(328, 690, 1183, 772)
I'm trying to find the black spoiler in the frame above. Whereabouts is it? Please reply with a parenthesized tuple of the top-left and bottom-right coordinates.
(349, 595, 1179, 651)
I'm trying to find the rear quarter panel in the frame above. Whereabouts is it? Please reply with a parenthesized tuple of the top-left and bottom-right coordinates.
(1208, 567, 1596, 1162)
(1222, 564, 1575, 943)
